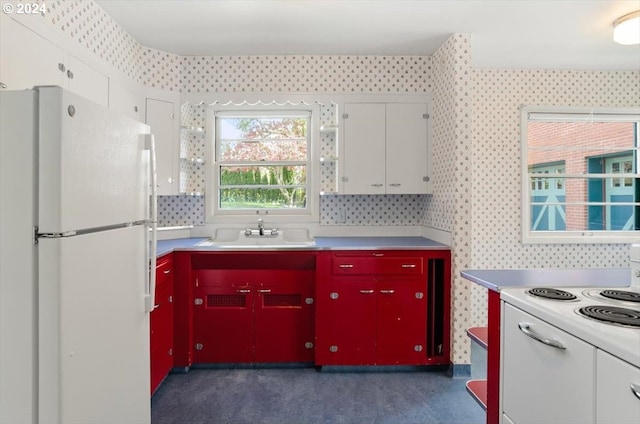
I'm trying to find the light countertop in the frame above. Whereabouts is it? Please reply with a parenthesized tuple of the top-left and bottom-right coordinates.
(461, 268, 631, 293)
(156, 236, 449, 258)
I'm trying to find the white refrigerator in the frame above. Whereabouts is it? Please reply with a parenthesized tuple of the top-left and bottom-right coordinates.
(0, 86, 157, 424)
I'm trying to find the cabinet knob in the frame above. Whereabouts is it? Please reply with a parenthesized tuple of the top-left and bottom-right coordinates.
(66, 70, 74, 79)
(58, 63, 65, 72)
(329, 292, 339, 300)
(329, 345, 339, 352)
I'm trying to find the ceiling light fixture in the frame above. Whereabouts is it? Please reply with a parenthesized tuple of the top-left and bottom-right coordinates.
(613, 10, 640, 45)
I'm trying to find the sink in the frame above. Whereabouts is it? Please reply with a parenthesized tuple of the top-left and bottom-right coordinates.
(196, 228, 315, 248)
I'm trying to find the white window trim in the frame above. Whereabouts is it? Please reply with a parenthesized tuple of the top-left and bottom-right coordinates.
(205, 101, 320, 224)
(521, 105, 640, 244)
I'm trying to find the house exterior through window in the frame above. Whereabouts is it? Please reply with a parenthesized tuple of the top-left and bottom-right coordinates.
(522, 107, 639, 243)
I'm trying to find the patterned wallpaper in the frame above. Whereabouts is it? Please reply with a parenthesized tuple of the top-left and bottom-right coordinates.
(431, 34, 474, 365)
(19, 0, 640, 366)
(180, 55, 432, 93)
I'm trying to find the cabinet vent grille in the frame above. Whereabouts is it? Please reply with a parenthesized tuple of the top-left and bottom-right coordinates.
(263, 294, 302, 307)
(207, 294, 246, 307)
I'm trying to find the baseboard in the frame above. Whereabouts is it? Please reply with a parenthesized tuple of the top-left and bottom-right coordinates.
(448, 363, 471, 378)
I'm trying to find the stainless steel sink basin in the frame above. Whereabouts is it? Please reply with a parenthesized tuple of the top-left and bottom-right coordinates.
(196, 228, 315, 248)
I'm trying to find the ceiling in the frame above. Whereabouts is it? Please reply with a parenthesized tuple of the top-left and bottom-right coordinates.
(94, 0, 640, 71)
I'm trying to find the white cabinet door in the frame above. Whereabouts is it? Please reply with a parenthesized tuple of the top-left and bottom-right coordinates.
(341, 103, 386, 194)
(0, 16, 65, 90)
(146, 98, 177, 195)
(596, 350, 640, 424)
(66, 54, 109, 108)
(109, 83, 143, 121)
(502, 303, 596, 424)
(385, 103, 428, 194)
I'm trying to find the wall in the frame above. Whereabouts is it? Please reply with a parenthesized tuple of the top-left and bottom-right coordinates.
(431, 34, 474, 366)
(469, 69, 640, 328)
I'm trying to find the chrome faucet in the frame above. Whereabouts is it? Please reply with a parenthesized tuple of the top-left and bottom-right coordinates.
(244, 218, 278, 237)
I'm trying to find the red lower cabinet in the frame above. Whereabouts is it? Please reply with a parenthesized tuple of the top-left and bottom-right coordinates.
(315, 278, 377, 364)
(315, 250, 450, 366)
(376, 278, 428, 364)
(190, 252, 316, 364)
(150, 254, 174, 395)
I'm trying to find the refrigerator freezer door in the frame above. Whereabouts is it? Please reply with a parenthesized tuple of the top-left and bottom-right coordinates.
(37, 86, 151, 233)
(38, 226, 150, 424)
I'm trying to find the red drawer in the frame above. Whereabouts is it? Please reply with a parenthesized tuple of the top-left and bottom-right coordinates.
(331, 254, 423, 276)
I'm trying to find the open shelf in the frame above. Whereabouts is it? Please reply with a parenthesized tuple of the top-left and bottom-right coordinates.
(466, 379, 488, 410)
(467, 326, 488, 350)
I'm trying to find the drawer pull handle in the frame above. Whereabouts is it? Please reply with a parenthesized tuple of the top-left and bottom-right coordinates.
(371, 183, 383, 187)
(380, 289, 395, 294)
(236, 289, 251, 293)
(401, 264, 416, 268)
(163, 269, 171, 274)
(372, 253, 384, 257)
(631, 383, 640, 400)
(518, 322, 566, 350)
(339, 264, 354, 268)
(257, 289, 271, 293)
(360, 289, 375, 294)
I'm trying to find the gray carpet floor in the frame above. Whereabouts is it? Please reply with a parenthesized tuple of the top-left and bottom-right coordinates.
(151, 367, 484, 424)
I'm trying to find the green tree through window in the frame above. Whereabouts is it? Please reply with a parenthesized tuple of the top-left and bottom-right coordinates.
(216, 114, 309, 211)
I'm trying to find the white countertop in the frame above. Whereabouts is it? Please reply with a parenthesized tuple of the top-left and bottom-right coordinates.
(461, 268, 631, 293)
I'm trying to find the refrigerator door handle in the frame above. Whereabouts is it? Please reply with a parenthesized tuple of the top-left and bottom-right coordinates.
(144, 134, 158, 313)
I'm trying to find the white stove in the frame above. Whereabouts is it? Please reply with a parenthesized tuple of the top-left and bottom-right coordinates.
(500, 245, 640, 368)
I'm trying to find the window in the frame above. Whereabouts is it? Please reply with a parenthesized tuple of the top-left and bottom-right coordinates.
(521, 107, 640, 243)
(208, 106, 317, 220)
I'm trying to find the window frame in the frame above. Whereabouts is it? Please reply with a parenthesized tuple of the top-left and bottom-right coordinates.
(521, 105, 640, 244)
(205, 102, 320, 223)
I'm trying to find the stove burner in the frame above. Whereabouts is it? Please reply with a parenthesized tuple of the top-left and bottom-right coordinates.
(527, 288, 577, 301)
(578, 305, 640, 328)
(600, 290, 640, 303)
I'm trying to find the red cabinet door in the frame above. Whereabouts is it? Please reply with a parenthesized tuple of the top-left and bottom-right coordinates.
(151, 255, 174, 395)
(376, 278, 427, 365)
(315, 277, 377, 365)
(254, 271, 315, 363)
(192, 271, 253, 363)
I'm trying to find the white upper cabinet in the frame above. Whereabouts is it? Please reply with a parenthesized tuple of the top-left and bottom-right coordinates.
(341, 103, 386, 194)
(66, 54, 109, 108)
(109, 83, 143, 121)
(0, 16, 108, 107)
(385, 103, 429, 194)
(0, 17, 65, 90)
(340, 102, 430, 195)
(146, 98, 178, 195)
